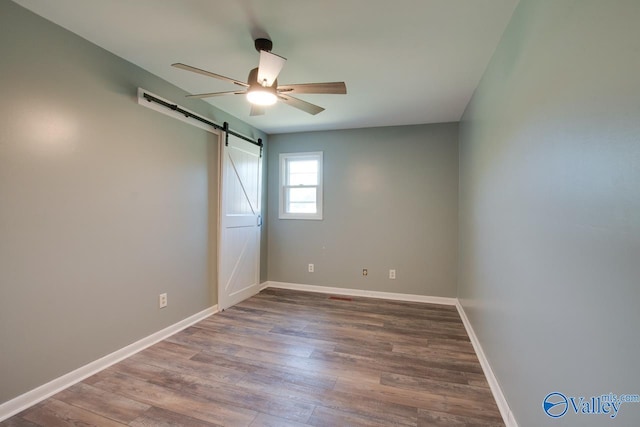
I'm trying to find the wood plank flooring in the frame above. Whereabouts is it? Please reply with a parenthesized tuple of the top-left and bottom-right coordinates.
(2, 288, 504, 426)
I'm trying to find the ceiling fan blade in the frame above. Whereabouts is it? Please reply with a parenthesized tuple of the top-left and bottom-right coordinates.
(278, 82, 347, 94)
(278, 95, 325, 115)
(186, 90, 245, 99)
(172, 63, 248, 87)
(257, 51, 286, 87)
(250, 105, 266, 116)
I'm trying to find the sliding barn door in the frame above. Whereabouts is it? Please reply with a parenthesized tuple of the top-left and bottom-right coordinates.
(218, 134, 262, 311)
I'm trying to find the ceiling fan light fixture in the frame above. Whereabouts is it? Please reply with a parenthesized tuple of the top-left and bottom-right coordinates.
(246, 88, 277, 106)
(246, 67, 277, 106)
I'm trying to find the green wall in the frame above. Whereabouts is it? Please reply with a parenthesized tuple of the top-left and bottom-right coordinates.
(267, 123, 459, 297)
(458, 1, 640, 425)
(0, 1, 266, 405)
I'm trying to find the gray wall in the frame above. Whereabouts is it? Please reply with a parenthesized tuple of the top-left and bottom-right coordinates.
(267, 123, 458, 297)
(0, 1, 266, 404)
(458, 1, 640, 426)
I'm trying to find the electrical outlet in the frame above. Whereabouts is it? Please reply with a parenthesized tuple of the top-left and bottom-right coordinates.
(308, 263, 314, 273)
(159, 293, 167, 308)
(389, 269, 396, 279)
(362, 268, 368, 276)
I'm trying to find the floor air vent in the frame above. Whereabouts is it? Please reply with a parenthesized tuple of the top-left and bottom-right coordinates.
(329, 296, 352, 301)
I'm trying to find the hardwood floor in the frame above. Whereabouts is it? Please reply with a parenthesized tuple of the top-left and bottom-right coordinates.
(2, 288, 504, 426)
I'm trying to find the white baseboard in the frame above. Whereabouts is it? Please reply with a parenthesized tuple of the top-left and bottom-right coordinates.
(455, 301, 518, 427)
(0, 305, 217, 422)
(2, 286, 516, 427)
(262, 281, 457, 306)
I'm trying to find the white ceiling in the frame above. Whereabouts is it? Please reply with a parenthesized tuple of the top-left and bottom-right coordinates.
(14, 0, 518, 134)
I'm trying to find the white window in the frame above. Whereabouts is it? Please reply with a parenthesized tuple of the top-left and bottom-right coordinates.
(279, 152, 323, 220)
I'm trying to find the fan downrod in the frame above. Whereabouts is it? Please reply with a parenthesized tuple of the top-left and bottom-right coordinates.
(254, 38, 273, 52)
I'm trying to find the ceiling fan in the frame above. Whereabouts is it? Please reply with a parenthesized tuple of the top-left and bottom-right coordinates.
(172, 38, 347, 116)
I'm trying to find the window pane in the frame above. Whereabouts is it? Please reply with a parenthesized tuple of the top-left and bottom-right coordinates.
(288, 202, 316, 213)
(287, 160, 318, 185)
(286, 187, 317, 213)
(288, 187, 316, 203)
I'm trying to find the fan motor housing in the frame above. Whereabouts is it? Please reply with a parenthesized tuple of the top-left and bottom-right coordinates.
(254, 38, 273, 52)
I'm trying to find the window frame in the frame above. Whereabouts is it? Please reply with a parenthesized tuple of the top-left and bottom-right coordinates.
(279, 151, 323, 220)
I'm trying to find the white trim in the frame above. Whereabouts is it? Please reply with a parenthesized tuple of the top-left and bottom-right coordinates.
(0, 305, 217, 422)
(137, 88, 221, 135)
(262, 281, 457, 306)
(1, 284, 516, 427)
(455, 301, 518, 427)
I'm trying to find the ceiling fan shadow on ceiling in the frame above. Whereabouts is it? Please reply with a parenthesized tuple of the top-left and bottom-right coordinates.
(172, 38, 347, 116)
